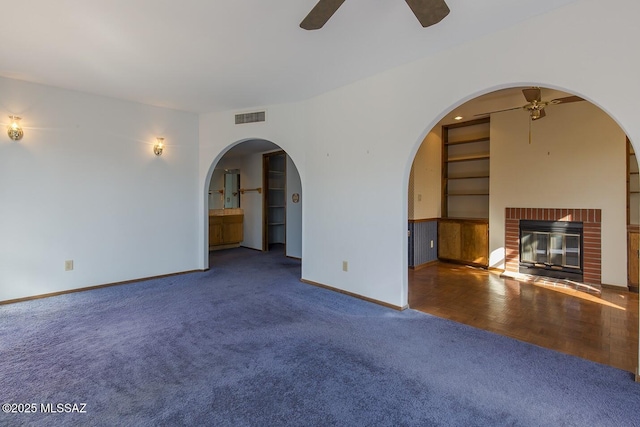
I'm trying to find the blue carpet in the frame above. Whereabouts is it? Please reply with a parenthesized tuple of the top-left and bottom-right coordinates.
(0, 247, 638, 426)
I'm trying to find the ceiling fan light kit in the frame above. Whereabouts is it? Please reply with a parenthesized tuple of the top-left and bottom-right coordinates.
(300, 0, 450, 30)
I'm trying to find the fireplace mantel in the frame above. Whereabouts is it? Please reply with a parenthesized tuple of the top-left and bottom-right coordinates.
(504, 208, 601, 285)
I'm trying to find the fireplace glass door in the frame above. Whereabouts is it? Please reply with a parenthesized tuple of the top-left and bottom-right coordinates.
(519, 220, 583, 281)
(521, 231, 581, 269)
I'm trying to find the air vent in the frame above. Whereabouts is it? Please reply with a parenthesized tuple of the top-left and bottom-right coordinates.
(235, 111, 266, 125)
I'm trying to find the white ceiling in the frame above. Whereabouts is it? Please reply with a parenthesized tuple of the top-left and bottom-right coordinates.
(1, 0, 578, 114)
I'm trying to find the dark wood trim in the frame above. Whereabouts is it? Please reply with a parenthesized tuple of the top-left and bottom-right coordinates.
(441, 121, 449, 217)
(286, 255, 302, 261)
(627, 137, 631, 226)
(439, 217, 489, 225)
(0, 269, 205, 306)
(300, 279, 407, 311)
(262, 153, 269, 251)
(408, 218, 439, 223)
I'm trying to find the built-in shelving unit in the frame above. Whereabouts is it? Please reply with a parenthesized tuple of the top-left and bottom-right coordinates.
(628, 139, 639, 225)
(263, 151, 286, 251)
(627, 138, 639, 290)
(442, 118, 491, 219)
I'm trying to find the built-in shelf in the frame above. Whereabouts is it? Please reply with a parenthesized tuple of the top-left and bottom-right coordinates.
(445, 154, 490, 163)
(442, 117, 490, 219)
(627, 138, 639, 289)
(444, 137, 490, 146)
(629, 139, 639, 226)
(447, 175, 490, 180)
(264, 151, 287, 250)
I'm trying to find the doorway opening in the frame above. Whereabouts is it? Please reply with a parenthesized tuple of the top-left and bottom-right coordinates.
(407, 85, 639, 373)
(205, 139, 302, 264)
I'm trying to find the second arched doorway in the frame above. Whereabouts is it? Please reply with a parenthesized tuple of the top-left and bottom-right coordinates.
(407, 85, 638, 374)
(206, 139, 302, 261)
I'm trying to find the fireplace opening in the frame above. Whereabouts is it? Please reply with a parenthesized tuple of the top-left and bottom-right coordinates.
(519, 220, 583, 282)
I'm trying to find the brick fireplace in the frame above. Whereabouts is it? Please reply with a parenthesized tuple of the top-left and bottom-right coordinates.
(505, 208, 601, 285)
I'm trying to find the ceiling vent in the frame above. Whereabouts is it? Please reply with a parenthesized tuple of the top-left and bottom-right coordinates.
(235, 111, 266, 125)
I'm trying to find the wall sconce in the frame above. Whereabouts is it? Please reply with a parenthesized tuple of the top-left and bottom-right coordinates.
(153, 137, 164, 156)
(7, 115, 24, 141)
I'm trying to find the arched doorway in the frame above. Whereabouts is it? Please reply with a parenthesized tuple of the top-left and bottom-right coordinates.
(407, 85, 639, 373)
(204, 139, 303, 267)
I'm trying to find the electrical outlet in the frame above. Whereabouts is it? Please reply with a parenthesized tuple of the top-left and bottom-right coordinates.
(65, 260, 74, 271)
(342, 261, 348, 272)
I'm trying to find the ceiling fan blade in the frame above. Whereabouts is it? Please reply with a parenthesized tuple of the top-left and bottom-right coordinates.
(405, 0, 450, 28)
(550, 95, 584, 104)
(300, 0, 346, 30)
(522, 88, 541, 103)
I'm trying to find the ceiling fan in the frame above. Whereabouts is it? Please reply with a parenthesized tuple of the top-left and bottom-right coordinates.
(300, 0, 450, 30)
(476, 88, 583, 122)
(475, 88, 584, 143)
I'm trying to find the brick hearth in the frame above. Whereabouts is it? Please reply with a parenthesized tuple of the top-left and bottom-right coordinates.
(505, 208, 601, 285)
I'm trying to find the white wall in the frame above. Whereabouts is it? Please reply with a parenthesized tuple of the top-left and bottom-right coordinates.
(410, 130, 441, 220)
(199, 104, 309, 269)
(4, 0, 636, 367)
(199, 0, 640, 310)
(0, 77, 199, 301)
(489, 102, 627, 285)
